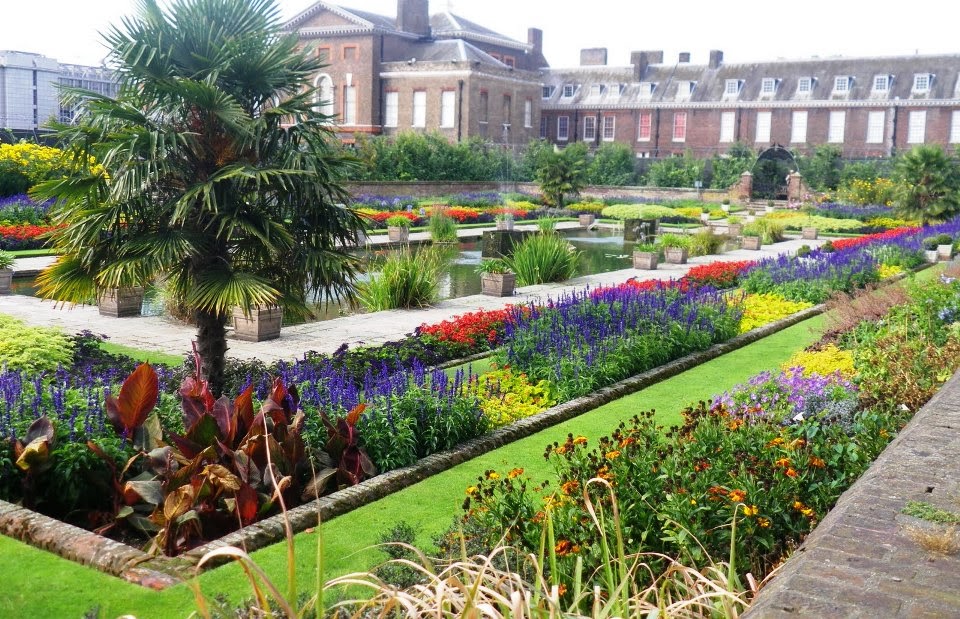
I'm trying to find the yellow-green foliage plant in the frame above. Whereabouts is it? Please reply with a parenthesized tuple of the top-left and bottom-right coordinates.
(782, 343, 856, 378)
(737, 293, 814, 333)
(835, 177, 896, 206)
(877, 264, 905, 279)
(0, 313, 74, 372)
(765, 214, 864, 232)
(473, 365, 556, 427)
(865, 217, 918, 229)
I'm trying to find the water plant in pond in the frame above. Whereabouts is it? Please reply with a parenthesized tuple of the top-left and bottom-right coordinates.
(357, 247, 447, 311)
(428, 208, 458, 243)
(503, 232, 580, 286)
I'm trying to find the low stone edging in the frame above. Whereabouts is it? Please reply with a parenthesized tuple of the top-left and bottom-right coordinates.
(0, 302, 826, 588)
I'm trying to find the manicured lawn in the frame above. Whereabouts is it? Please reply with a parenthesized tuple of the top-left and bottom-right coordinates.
(1, 314, 826, 617)
(99, 341, 186, 367)
(9, 248, 56, 257)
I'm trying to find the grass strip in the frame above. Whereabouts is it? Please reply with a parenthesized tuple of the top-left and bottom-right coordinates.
(99, 341, 187, 367)
(8, 248, 57, 257)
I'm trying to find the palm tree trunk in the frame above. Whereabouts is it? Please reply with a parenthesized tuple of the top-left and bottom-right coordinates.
(195, 308, 229, 396)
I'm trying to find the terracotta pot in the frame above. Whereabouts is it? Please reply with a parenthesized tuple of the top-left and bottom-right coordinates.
(632, 251, 658, 270)
(98, 287, 144, 318)
(481, 272, 516, 297)
(232, 306, 283, 342)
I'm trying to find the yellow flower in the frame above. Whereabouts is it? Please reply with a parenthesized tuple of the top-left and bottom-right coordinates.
(465, 486, 478, 496)
(742, 505, 759, 517)
(486, 471, 501, 480)
(573, 436, 588, 445)
(689, 499, 698, 506)
(757, 517, 771, 528)
(729, 489, 747, 503)
(605, 450, 621, 460)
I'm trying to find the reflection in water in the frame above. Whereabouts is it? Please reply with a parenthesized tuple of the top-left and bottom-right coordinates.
(14, 230, 631, 324)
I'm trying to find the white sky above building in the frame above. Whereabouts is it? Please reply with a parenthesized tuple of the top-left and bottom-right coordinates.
(4, 0, 957, 68)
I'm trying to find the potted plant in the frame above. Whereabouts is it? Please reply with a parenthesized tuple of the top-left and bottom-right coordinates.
(765, 200, 775, 214)
(0, 250, 14, 294)
(632, 241, 659, 270)
(802, 225, 819, 240)
(726, 215, 743, 237)
(659, 233, 691, 264)
(495, 212, 515, 231)
(935, 233, 954, 260)
(386, 215, 412, 242)
(578, 211, 596, 228)
(741, 223, 763, 250)
(476, 258, 516, 296)
(232, 305, 283, 341)
(721, 198, 731, 213)
(98, 286, 146, 317)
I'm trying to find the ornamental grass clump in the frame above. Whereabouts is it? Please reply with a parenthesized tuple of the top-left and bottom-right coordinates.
(428, 208, 458, 242)
(358, 247, 446, 310)
(503, 232, 580, 286)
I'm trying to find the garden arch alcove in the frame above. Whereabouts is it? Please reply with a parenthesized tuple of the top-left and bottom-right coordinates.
(752, 144, 798, 200)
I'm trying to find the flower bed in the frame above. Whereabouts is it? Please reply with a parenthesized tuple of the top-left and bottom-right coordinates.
(0, 223, 60, 250)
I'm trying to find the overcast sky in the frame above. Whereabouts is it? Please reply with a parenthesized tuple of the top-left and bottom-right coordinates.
(4, 0, 958, 68)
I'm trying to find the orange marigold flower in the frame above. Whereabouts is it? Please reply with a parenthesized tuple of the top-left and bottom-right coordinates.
(597, 466, 614, 481)
(767, 437, 785, 447)
(757, 517, 771, 528)
(774, 457, 792, 468)
(573, 436, 588, 445)
(793, 501, 806, 511)
(508, 468, 524, 479)
(785, 468, 799, 478)
(809, 456, 826, 469)
(560, 480, 580, 495)
(555, 444, 570, 455)
(729, 489, 747, 503)
(694, 460, 710, 472)
(788, 439, 806, 450)
(619, 437, 636, 448)
(531, 511, 545, 524)
(605, 450, 621, 460)
(555, 540, 573, 556)
(708, 486, 728, 496)
(557, 584, 568, 597)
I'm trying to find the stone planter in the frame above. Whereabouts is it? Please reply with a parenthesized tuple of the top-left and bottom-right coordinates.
(495, 220, 514, 231)
(98, 287, 145, 318)
(663, 247, 688, 264)
(925, 250, 940, 263)
(765, 206, 775, 214)
(480, 272, 516, 297)
(721, 204, 731, 213)
(632, 251, 658, 270)
(802, 227, 819, 240)
(727, 224, 743, 237)
(232, 306, 283, 342)
(578, 213, 596, 227)
(937, 244, 954, 261)
(387, 226, 409, 242)
(743, 236, 763, 250)
(0, 268, 12, 294)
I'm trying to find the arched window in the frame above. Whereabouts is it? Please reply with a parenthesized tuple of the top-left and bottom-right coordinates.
(314, 74, 335, 119)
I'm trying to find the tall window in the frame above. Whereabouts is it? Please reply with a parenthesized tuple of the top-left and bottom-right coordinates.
(866, 111, 885, 143)
(755, 111, 771, 143)
(637, 112, 651, 141)
(502, 95, 512, 126)
(791, 110, 808, 143)
(602, 115, 615, 141)
(828, 111, 845, 143)
(540, 116, 547, 138)
(412, 90, 426, 127)
(583, 116, 596, 141)
(719, 111, 735, 143)
(908, 111, 927, 143)
(951, 111, 960, 144)
(344, 86, 357, 125)
(524, 100, 532, 128)
(672, 112, 687, 142)
(384, 91, 398, 127)
(479, 91, 488, 122)
(440, 90, 455, 128)
(315, 74, 334, 118)
(557, 115, 569, 141)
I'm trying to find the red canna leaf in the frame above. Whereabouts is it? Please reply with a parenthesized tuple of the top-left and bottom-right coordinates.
(235, 483, 259, 525)
(269, 377, 287, 409)
(210, 396, 236, 444)
(235, 384, 254, 431)
(346, 403, 366, 426)
(113, 364, 159, 434)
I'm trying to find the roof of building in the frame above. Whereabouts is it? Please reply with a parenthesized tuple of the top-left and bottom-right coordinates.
(384, 38, 510, 67)
(543, 53, 960, 109)
(430, 11, 532, 52)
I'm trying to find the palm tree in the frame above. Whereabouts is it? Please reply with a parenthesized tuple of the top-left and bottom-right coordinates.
(893, 145, 960, 226)
(536, 144, 586, 209)
(33, 0, 366, 395)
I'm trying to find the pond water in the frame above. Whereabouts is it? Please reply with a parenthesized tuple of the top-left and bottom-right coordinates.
(12, 229, 633, 324)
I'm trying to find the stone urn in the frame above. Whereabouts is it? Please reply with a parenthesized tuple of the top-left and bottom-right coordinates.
(232, 305, 283, 342)
(802, 227, 819, 240)
(387, 226, 410, 243)
(0, 268, 12, 294)
(632, 251, 658, 270)
(98, 287, 145, 318)
(481, 272, 516, 297)
(937, 244, 954, 261)
(743, 236, 763, 251)
(578, 213, 596, 227)
(663, 247, 688, 264)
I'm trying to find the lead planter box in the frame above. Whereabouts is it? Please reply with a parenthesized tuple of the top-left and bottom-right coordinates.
(233, 306, 283, 341)
(578, 213, 596, 227)
(98, 287, 144, 317)
(742, 236, 763, 250)
(632, 251, 658, 270)
(937, 244, 954, 261)
(481, 272, 516, 297)
(386, 226, 409, 243)
(802, 227, 819, 240)
(0, 268, 12, 294)
(663, 247, 688, 264)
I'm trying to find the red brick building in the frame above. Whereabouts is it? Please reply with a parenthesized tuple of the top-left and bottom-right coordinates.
(286, 0, 547, 146)
(540, 49, 960, 158)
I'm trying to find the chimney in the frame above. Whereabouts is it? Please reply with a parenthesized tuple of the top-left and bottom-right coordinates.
(397, 0, 430, 38)
(630, 50, 663, 80)
(580, 48, 608, 66)
(528, 28, 543, 54)
(708, 49, 723, 69)
(678, 52, 691, 63)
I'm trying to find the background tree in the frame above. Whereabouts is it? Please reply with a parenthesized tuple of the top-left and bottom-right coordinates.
(799, 144, 843, 191)
(893, 145, 960, 226)
(34, 0, 365, 395)
(645, 151, 705, 188)
(536, 144, 587, 208)
(585, 142, 637, 186)
(710, 142, 756, 189)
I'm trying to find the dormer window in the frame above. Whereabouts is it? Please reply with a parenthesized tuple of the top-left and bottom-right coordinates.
(638, 82, 656, 98)
(834, 76, 852, 93)
(760, 78, 779, 96)
(797, 77, 813, 95)
(542, 85, 555, 99)
(913, 73, 932, 93)
(562, 84, 576, 98)
(609, 83, 625, 98)
(873, 75, 891, 92)
(676, 80, 696, 100)
(589, 84, 603, 98)
(725, 79, 742, 96)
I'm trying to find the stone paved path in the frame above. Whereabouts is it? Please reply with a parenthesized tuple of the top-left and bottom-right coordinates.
(3, 228, 825, 363)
